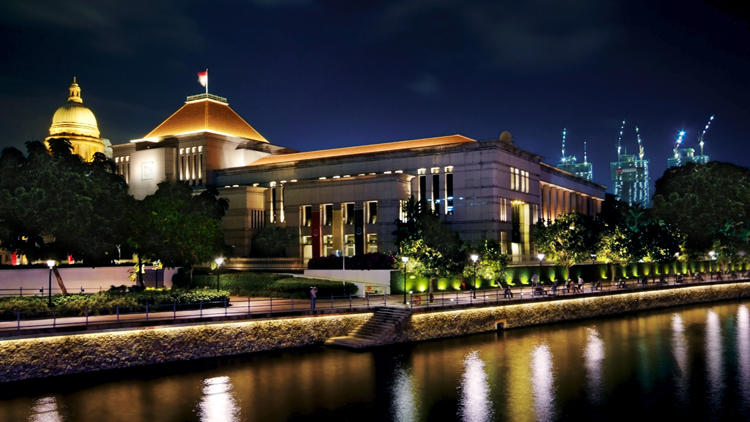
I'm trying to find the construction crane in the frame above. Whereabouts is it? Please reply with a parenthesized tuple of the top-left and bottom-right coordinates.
(616, 120, 626, 155)
(561, 128, 568, 162)
(635, 126, 645, 160)
(699, 115, 715, 156)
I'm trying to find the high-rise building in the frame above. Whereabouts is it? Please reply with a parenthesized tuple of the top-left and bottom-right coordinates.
(610, 122, 649, 207)
(556, 128, 593, 181)
(667, 116, 713, 168)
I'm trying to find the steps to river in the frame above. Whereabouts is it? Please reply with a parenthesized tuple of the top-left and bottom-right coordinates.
(325, 307, 412, 349)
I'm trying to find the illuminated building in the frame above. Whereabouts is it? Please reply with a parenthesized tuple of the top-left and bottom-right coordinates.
(46, 77, 112, 161)
(556, 128, 593, 181)
(112, 90, 605, 263)
(610, 122, 650, 207)
(667, 116, 713, 168)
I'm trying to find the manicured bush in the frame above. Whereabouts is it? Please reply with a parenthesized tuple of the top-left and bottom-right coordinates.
(0, 288, 231, 320)
(193, 272, 358, 298)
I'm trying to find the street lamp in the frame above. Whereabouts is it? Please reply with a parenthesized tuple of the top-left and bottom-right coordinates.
(401, 256, 409, 304)
(470, 254, 479, 299)
(537, 253, 545, 284)
(214, 257, 224, 291)
(46, 260, 55, 307)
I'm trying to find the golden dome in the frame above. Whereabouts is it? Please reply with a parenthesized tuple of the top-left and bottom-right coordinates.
(49, 77, 100, 139)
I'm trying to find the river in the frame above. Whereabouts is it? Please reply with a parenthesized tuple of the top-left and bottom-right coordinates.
(2, 300, 750, 421)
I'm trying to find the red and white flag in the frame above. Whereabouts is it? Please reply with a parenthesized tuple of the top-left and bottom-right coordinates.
(197, 70, 208, 87)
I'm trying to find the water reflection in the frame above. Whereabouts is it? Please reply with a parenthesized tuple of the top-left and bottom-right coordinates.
(28, 396, 63, 422)
(458, 351, 493, 422)
(705, 309, 723, 407)
(584, 327, 604, 404)
(391, 366, 418, 422)
(531, 344, 555, 421)
(197, 376, 239, 422)
(738, 305, 750, 410)
(671, 313, 689, 402)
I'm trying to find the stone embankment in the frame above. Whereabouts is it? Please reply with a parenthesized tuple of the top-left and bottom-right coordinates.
(1, 281, 749, 382)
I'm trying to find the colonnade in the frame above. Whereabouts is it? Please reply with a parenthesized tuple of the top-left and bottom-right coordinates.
(539, 184, 601, 221)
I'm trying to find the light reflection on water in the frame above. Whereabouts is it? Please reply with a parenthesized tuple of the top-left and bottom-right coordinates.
(671, 313, 689, 402)
(197, 376, 239, 422)
(392, 366, 418, 422)
(458, 351, 493, 422)
(705, 309, 723, 409)
(28, 396, 63, 422)
(738, 305, 750, 410)
(531, 344, 555, 422)
(584, 327, 604, 404)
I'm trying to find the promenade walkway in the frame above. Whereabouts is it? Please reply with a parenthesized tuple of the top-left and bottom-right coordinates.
(1, 273, 747, 338)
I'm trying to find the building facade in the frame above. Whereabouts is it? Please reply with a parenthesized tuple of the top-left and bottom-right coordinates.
(112, 92, 606, 264)
(610, 123, 650, 207)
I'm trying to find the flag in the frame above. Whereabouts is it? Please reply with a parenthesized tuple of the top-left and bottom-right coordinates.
(197, 70, 208, 87)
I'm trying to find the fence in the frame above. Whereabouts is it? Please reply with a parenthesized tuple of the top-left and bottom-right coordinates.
(1, 272, 748, 335)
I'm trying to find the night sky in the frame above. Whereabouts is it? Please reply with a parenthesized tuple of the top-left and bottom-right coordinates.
(1, 0, 748, 191)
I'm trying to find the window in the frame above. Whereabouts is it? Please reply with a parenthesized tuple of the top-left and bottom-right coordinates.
(279, 183, 285, 223)
(510, 167, 530, 193)
(323, 204, 333, 226)
(445, 167, 454, 215)
(367, 233, 378, 253)
(302, 236, 312, 245)
(344, 203, 355, 225)
(399, 199, 407, 223)
(432, 172, 440, 213)
(418, 168, 427, 204)
(367, 201, 378, 224)
(302, 205, 312, 227)
(323, 235, 333, 256)
(270, 182, 277, 223)
(499, 198, 508, 221)
(344, 234, 355, 257)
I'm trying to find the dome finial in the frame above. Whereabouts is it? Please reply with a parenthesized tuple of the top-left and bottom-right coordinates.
(68, 77, 82, 103)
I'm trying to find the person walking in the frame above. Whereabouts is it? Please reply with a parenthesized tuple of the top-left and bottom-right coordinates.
(310, 286, 318, 311)
(577, 276, 584, 293)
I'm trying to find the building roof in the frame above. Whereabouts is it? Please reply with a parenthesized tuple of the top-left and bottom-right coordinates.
(249, 134, 476, 166)
(141, 94, 267, 142)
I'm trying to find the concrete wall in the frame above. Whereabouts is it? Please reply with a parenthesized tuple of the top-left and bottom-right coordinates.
(0, 314, 369, 383)
(3, 282, 747, 383)
(0, 267, 178, 295)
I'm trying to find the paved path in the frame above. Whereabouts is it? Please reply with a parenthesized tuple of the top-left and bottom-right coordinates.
(1, 275, 747, 336)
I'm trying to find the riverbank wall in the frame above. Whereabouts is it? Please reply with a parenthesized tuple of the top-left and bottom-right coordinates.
(2, 281, 749, 383)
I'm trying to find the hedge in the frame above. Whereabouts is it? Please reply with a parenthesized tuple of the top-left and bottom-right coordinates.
(389, 260, 744, 294)
(0, 288, 231, 320)
(193, 272, 358, 298)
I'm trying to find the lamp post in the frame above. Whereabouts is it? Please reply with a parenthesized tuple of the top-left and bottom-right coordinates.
(537, 253, 545, 284)
(401, 256, 409, 304)
(470, 254, 478, 299)
(46, 260, 55, 307)
(214, 257, 224, 291)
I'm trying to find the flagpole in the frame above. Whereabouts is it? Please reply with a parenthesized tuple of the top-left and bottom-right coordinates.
(205, 68, 208, 94)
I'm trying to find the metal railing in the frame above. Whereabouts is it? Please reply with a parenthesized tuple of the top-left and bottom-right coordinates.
(0, 272, 748, 335)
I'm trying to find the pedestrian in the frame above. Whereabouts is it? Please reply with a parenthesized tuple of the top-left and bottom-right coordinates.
(504, 285, 513, 298)
(310, 286, 318, 311)
(531, 273, 539, 287)
(577, 276, 584, 293)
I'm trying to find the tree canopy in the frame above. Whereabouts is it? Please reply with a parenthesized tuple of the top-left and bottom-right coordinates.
(652, 161, 749, 259)
(532, 212, 599, 277)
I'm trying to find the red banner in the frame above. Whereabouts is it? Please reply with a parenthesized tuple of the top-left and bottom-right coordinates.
(311, 210, 321, 258)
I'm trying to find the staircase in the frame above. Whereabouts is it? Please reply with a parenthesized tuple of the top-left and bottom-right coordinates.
(326, 307, 412, 349)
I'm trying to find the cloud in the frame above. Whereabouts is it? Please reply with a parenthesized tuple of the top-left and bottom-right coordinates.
(407, 73, 441, 96)
(375, 0, 621, 70)
(0, 0, 205, 56)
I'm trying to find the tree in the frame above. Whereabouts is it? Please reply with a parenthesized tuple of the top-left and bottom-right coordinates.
(252, 225, 297, 257)
(0, 139, 131, 264)
(394, 195, 465, 297)
(652, 162, 750, 263)
(127, 182, 228, 286)
(463, 239, 510, 287)
(533, 212, 599, 280)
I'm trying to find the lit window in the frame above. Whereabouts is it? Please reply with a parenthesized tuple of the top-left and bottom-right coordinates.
(344, 234, 355, 257)
(367, 201, 377, 224)
(302, 205, 312, 227)
(323, 204, 333, 226)
(343, 203, 355, 225)
(198, 146, 203, 152)
(510, 167, 529, 193)
(367, 233, 378, 253)
(500, 198, 508, 221)
(445, 168, 454, 215)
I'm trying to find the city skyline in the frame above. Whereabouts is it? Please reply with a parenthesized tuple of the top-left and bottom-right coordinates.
(1, 0, 748, 192)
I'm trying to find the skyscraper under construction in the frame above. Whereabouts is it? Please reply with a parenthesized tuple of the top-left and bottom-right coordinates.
(556, 128, 593, 181)
(610, 121, 650, 207)
(667, 115, 713, 168)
